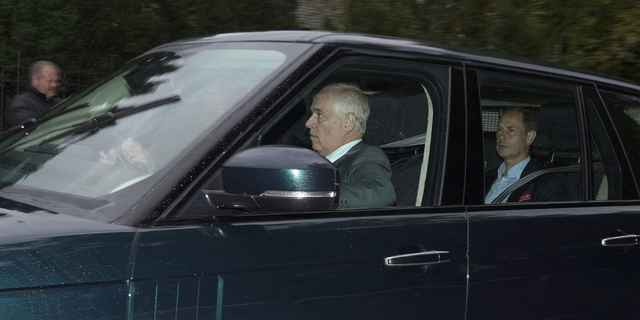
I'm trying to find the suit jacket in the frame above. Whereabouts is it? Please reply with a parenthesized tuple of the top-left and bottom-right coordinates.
(6, 86, 61, 128)
(334, 142, 396, 208)
(485, 160, 568, 203)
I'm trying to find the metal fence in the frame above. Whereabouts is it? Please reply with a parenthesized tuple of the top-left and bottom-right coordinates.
(0, 53, 116, 132)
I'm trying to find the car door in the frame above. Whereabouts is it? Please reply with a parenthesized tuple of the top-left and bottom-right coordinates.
(465, 68, 640, 319)
(126, 52, 470, 319)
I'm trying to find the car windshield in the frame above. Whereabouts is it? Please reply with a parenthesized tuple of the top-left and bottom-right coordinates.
(0, 41, 310, 222)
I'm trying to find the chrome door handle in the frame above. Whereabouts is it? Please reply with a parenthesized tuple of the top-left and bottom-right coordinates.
(601, 234, 640, 247)
(384, 251, 451, 267)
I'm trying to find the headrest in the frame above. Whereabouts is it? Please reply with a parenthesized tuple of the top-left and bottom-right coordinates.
(533, 101, 580, 153)
(364, 83, 429, 146)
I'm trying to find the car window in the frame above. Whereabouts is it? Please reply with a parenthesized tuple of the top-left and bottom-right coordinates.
(178, 59, 450, 217)
(260, 62, 449, 208)
(582, 88, 637, 200)
(0, 42, 309, 223)
(597, 89, 640, 198)
(478, 71, 584, 203)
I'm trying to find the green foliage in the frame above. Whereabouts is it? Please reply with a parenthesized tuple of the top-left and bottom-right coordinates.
(0, 0, 297, 72)
(0, 0, 78, 67)
(327, 0, 640, 83)
(3, 0, 640, 83)
(342, 0, 425, 39)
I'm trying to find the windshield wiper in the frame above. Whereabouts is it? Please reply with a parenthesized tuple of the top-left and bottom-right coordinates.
(0, 95, 180, 158)
(39, 94, 180, 146)
(0, 102, 91, 139)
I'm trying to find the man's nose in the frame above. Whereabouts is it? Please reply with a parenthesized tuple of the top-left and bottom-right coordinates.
(305, 115, 315, 128)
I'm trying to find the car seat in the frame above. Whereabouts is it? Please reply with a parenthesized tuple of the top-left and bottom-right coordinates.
(365, 82, 430, 206)
(532, 101, 583, 200)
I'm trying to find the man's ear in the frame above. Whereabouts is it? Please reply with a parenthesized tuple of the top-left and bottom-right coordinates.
(526, 130, 537, 145)
(343, 113, 356, 134)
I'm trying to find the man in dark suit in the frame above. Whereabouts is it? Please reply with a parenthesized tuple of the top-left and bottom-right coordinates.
(485, 107, 567, 203)
(305, 83, 396, 208)
(7, 61, 62, 128)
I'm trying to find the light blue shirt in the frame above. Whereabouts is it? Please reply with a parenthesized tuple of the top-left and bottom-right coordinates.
(325, 139, 362, 163)
(485, 156, 531, 204)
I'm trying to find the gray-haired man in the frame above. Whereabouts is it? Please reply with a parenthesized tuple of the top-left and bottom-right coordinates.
(7, 61, 61, 127)
(305, 83, 396, 208)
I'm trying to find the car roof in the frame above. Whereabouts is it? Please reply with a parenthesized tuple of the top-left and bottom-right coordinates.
(155, 30, 640, 93)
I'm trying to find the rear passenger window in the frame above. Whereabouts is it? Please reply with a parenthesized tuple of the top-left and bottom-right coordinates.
(597, 89, 640, 199)
(478, 71, 584, 203)
(582, 88, 636, 200)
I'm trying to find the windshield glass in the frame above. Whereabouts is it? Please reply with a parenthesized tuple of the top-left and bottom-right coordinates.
(0, 41, 310, 222)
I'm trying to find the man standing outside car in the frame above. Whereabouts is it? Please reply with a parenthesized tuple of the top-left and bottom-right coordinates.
(485, 107, 567, 203)
(305, 83, 396, 208)
(6, 61, 62, 128)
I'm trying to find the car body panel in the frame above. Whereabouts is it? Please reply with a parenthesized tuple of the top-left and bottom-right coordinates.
(0, 283, 128, 319)
(467, 204, 640, 319)
(130, 210, 468, 319)
(0, 201, 135, 317)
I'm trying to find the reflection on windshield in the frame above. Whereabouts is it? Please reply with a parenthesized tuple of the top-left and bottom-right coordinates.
(0, 43, 295, 222)
(37, 94, 181, 147)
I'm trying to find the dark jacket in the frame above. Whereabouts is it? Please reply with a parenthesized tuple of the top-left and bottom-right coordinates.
(485, 159, 569, 203)
(334, 142, 396, 208)
(6, 86, 61, 128)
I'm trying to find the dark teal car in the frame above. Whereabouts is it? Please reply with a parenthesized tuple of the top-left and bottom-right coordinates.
(1, 31, 639, 319)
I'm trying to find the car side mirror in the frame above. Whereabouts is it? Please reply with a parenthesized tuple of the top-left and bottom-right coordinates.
(206, 145, 338, 212)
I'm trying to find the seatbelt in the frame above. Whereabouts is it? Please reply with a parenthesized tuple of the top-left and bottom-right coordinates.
(491, 164, 581, 204)
(380, 133, 426, 148)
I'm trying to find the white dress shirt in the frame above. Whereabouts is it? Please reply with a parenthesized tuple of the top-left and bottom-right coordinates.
(325, 139, 362, 163)
(485, 156, 531, 204)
